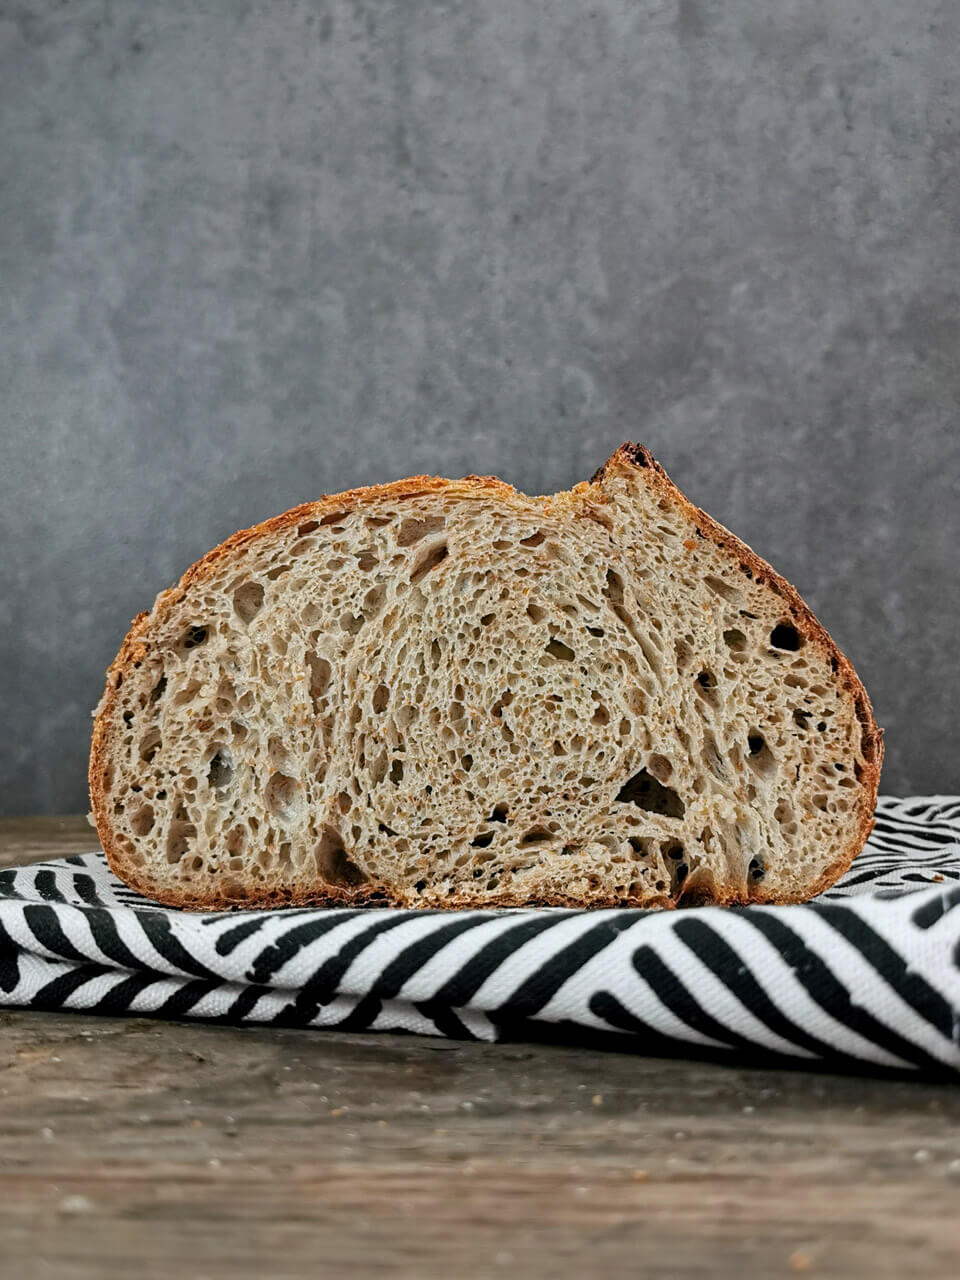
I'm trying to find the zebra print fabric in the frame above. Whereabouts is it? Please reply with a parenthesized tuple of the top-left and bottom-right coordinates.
(2, 796, 959, 1074)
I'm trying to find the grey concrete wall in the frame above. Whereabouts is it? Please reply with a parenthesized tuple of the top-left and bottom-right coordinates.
(2, 0, 958, 813)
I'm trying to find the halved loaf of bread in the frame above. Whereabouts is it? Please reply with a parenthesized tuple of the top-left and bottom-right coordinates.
(90, 444, 882, 910)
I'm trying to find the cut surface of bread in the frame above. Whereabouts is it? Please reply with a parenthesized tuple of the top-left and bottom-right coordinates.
(90, 444, 882, 911)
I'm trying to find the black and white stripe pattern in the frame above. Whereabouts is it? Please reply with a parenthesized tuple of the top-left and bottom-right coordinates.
(2, 796, 959, 1074)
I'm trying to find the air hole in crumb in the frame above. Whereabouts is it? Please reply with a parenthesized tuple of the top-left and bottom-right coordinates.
(372, 683, 390, 713)
(774, 799, 794, 826)
(793, 709, 811, 730)
(225, 826, 246, 857)
(316, 825, 367, 886)
(232, 581, 265, 624)
(490, 690, 513, 719)
(545, 638, 575, 661)
(723, 628, 747, 651)
(591, 705, 610, 726)
(746, 734, 777, 777)
(603, 568, 625, 606)
(182, 625, 207, 651)
(306, 654, 331, 709)
(521, 827, 552, 846)
(139, 729, 162, 762)
(520, 530, 545, 547)
(297, 520, 320, 536)
(696, 670, 716, 691)
(770, 622, 803, 651)
(370, 749, 388, 785)
(748, 857, 765, 883)
(397, 515, 445, 546)
(471, 831, 494, 848)
(647, 754, 673, 783)
(320, 510, 350, 526)
(526, 602, 547, 624)
(166, 819, 196, 864)
(410, 541, 449, 583)
(490, 804, 508, 823)
(207, 749, 234, 789)
(704, 575, 741, 603)
(149, 675, 167, 703)
(351, 550, 378, 574)
(265, 773, 298, 819)
(130, 805, 154, 836)
(266, 564, 290, 581)
(339, 611, 364, 634)
(616, 769, 685, 818)
(480, 612, 496, 625)
(389, 759, 404, 785)
(122, 710, 134, 726)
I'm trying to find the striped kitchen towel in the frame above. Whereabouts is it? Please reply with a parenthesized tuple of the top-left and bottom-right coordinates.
(1, 796, 959, 1075)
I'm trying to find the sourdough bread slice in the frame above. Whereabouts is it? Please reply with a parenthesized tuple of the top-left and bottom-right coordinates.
(89, 444, 882, 910)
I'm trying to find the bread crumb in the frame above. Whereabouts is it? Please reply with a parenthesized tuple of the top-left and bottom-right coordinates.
(93, 444, 877, 912)
(58, 1196, 95, 1216)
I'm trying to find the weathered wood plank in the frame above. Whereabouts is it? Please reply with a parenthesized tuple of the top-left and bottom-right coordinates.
(0, 814, 96, 868)
(1, 820, 958, 1278)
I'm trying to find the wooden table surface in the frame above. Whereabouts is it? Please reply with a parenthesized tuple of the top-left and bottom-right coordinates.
(1, 818, 959, 1279)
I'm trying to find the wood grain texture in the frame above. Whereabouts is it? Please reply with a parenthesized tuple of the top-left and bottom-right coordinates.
(1, 819, 959, 1279)
(0, 814, 97, 867)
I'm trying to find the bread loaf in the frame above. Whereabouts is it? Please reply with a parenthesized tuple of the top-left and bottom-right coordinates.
(89, 444, 882, 910)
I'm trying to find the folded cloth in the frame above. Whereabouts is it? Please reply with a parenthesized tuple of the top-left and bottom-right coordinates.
(2, 796, 959, 1075)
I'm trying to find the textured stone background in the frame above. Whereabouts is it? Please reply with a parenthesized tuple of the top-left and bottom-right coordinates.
(2, 0, 958, 812)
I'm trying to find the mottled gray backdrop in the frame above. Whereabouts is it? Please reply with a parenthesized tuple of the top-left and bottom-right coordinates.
(2, 0, 958, 813)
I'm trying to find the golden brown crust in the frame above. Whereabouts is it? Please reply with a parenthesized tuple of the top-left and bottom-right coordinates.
(90, 444, 882, 912)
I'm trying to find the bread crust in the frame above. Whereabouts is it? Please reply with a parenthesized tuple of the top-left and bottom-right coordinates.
(90, 445, 882, 911)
